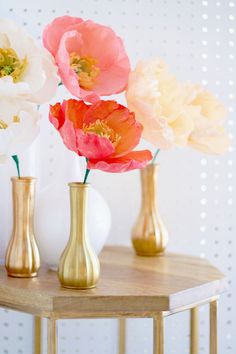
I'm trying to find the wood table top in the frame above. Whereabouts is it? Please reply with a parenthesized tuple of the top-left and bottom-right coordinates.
(0, 246, 227, 318)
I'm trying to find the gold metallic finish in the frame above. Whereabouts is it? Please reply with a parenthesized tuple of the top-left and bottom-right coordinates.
(34, 316, 42, 354)
(190, 307, 199, 354)
(119, 319, 126, 354)
(5, 177, 40, 277)
(132, 164, 168, 256)
(58, 183, 100, 289)
(47, 318, 57, 354)
(210, 300, 218, 354)
(153, 316, 164, 354)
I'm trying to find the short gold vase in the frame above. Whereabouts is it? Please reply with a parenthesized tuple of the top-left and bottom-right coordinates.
(58, 183, 100, 289)
(132, 164, 168, 256)
(5, 177, 40, 277)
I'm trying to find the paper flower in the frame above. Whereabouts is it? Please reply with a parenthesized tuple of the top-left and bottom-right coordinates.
(126, 57, 229, 155)
(188, 89, 230, 154)
(43, 16, 130, 103)
(49, 99, 152, 172)
(0, 18, 59, 104)
(0, 97, 40, 163)
(126, 58, 198, 149)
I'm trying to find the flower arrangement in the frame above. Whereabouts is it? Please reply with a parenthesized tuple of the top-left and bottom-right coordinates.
(44, 16, 152, 183)
(0, 13, 230, 282)
(126, 57, 230, 256)
(41, 15, 152, 289)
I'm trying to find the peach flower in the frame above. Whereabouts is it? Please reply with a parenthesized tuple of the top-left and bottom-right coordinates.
(126, 58, 197, 149)
(188, 89, 230, 154)
(49, 99, 152, 172)
(126, 58, 229, 154)
(43, 16, 130, 103)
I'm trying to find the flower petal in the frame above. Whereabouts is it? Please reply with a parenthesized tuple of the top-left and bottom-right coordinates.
(49, 103, 65, 129)
(88, 150, 152, 173)
(62, 99, 89, 129)
(56, 30, 100, 102)
(43, 15, 83, 56)
(83, 100, 120, 124)
(29, 50, 59, 104)
(189, 125, 230, 154)
(59, 119, 78, 153)
(49, 101, 81, 153)
(105, 109, 143, 156)
(76, 130, 115, 160)
(75, 21, 122, 69)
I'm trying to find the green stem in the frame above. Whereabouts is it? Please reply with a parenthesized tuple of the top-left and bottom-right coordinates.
(83, 168, 91, 184)
(83, 158, 91, 184)
(12, 155, 21, 178)
(152, 148, 160, 164)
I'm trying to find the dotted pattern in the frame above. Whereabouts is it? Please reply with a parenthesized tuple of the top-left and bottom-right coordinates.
(0, 0, 235, 353)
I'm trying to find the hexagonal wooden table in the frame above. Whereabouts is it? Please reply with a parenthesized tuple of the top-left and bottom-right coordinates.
(0, 246, 227, 354)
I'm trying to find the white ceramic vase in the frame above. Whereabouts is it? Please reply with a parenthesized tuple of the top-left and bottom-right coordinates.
(35, 152, 111, 270)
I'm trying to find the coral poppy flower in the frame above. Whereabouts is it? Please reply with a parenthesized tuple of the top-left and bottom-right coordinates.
(49, 99, 152, 172)
(43, 16, 130, 103)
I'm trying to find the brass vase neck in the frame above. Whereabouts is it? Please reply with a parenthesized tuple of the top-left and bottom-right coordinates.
(140, 164, 159, 210)
(11, 177, 36, 234)
(69, 183, 89, 242)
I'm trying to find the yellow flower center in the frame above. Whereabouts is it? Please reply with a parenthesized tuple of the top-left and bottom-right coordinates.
(0, 119, 8, 129)
(83, 120, 121, 147)
(70, 53, 100, 90)
(0, 115, 20, 129)
(0, 48, 27, 82)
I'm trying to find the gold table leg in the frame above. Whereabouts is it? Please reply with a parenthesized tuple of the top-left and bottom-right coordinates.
(190, 307, 199, 354)
(153, 316, 164, 354)
(210, 300, 218, 354)
(34, 316, 42, 354)
(119, 318, 126, 354)
(47, 318, 57, 354)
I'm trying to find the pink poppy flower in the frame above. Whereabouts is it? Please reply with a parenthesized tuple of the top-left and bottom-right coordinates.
(49, 99, 152, 172)
(43, 16, 130, 103)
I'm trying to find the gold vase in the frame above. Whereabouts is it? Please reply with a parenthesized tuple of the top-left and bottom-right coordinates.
(58, 183, 100, 289)
(132, 164, 168, 256)
(5, 177, 40, 277)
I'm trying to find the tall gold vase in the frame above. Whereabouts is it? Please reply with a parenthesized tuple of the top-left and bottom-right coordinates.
(58, 183, 100, 289)
(132, 164, 168, 256)
(5, 177, 40, 277)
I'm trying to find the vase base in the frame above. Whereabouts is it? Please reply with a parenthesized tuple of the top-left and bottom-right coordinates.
(60, 284, 97, 290)
(135, 252, 164, 257)
(7, 272, 38, 278)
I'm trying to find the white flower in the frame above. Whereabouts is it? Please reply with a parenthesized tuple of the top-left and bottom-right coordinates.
(0, 97, 40, 163)
(0, 18, 59, 104)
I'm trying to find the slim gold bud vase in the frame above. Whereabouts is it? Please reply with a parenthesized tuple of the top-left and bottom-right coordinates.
(5, 177, 40, 277)
(58, 183, 100, 289)
(132, 164, 168, 256)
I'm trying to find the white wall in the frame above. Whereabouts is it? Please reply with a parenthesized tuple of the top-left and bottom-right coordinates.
(0, 0, 235, 353)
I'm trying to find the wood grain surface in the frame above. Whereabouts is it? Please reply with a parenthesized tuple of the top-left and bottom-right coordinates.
(0, 246, 227, 318)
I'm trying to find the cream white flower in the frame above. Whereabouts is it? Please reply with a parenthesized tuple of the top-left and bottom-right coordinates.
(126, 58, 196, 149)
(0, 18, 59, 104)
(0, 97, 40, 162)
(188, 89, 230, 154)
(126, 58, 229, 154)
